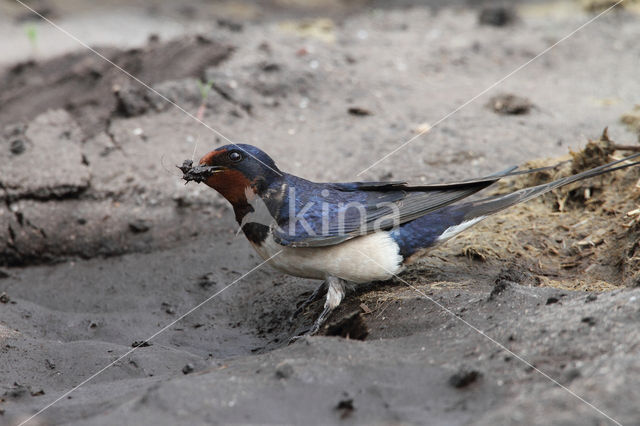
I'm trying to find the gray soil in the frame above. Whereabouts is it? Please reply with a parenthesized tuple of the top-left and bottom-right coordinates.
(2, 0, 640, 425)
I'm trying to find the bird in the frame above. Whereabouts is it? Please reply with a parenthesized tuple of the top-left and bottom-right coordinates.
(180, 144, 640, 336)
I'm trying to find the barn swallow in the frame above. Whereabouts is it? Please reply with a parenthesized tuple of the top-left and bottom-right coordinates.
(180, 144, 640, 336)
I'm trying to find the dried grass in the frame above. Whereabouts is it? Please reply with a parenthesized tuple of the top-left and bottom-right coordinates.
(417, 130, 640, 292)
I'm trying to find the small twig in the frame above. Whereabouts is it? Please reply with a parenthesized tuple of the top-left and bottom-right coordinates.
(612, 144, 640, 152)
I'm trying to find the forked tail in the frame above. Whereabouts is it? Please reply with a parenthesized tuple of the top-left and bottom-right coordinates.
(392, 153, 640, 258)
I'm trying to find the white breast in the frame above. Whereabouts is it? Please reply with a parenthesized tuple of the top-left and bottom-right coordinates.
(250, 232, 403, 283)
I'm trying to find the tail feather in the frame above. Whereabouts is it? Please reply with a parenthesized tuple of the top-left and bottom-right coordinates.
(392, 153, 640, 257)
(458, 153, 640, 222)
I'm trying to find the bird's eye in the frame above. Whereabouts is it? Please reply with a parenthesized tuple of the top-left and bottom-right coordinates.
(229, 151, 243, 162)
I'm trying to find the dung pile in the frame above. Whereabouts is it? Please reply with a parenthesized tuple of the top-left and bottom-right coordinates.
(423, 130, 640, 292)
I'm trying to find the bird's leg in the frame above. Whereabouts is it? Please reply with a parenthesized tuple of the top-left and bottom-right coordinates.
(307, 276, 346, 335)
(289, 277, 346, 342)
(288, 280, 328, 324)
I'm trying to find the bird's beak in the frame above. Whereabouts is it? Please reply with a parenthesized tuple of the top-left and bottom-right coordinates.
(178, 160, 226, 184)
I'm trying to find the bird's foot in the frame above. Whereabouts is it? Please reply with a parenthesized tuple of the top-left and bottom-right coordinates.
(288, 332, 309, 344)
(288, 281, 328, 325)
(288, 305, 331, 343)
(288, 277, 345, 343)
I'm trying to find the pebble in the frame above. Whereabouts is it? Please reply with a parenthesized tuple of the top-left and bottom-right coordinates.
(9, 139, 26, 155)
(449, 369, 481, 388)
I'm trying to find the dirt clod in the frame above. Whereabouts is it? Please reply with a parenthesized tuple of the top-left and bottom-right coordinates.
(488, 94, 532, 115)
(478, 6, 515, 26)
(581, 316, 597, 326)
(179, 160, 218, 184)
(161, 302, 176, 315)
(324, 311, 369, 340)
(489, 269, 526, 300)
(562, 368, 581, 384)
(197, 273, 217, 289)
(489, 280, 509, 300)
(9, 138, 26, 155)
(449, 369, 481, 388)
(115, 86, 153, 118)
(275, 363, 294, 379)
(0, 36, 233, 137)
(129, 219, 151, 234)
(217, 19, 243, 32)
(3, 383, 28, 400)
(335, 398, 355, 419)
(347, 107, 372, 116)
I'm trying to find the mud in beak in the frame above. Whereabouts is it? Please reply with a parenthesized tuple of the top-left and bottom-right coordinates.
(178, 159, 226, 183)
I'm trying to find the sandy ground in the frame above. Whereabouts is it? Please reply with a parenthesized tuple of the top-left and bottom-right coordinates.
(2, 0, 640, 424)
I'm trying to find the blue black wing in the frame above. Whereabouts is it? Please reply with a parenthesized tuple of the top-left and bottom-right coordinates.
(271, 167, 521, 247)
(271, 155, 640, 248)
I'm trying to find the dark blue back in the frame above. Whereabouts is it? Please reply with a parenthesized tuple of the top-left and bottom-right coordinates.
(390, 205, 469, 258)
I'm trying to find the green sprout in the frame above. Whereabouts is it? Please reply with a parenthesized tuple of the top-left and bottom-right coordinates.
(196, 79, 215, 120)
(25, 24, 38, 54)
(196, 79, 215, 103)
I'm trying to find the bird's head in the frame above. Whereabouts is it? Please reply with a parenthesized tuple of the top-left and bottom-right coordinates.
(189, 144, 282, 207)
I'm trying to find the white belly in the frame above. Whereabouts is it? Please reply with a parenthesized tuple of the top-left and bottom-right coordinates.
(250, 232, 403, 283)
